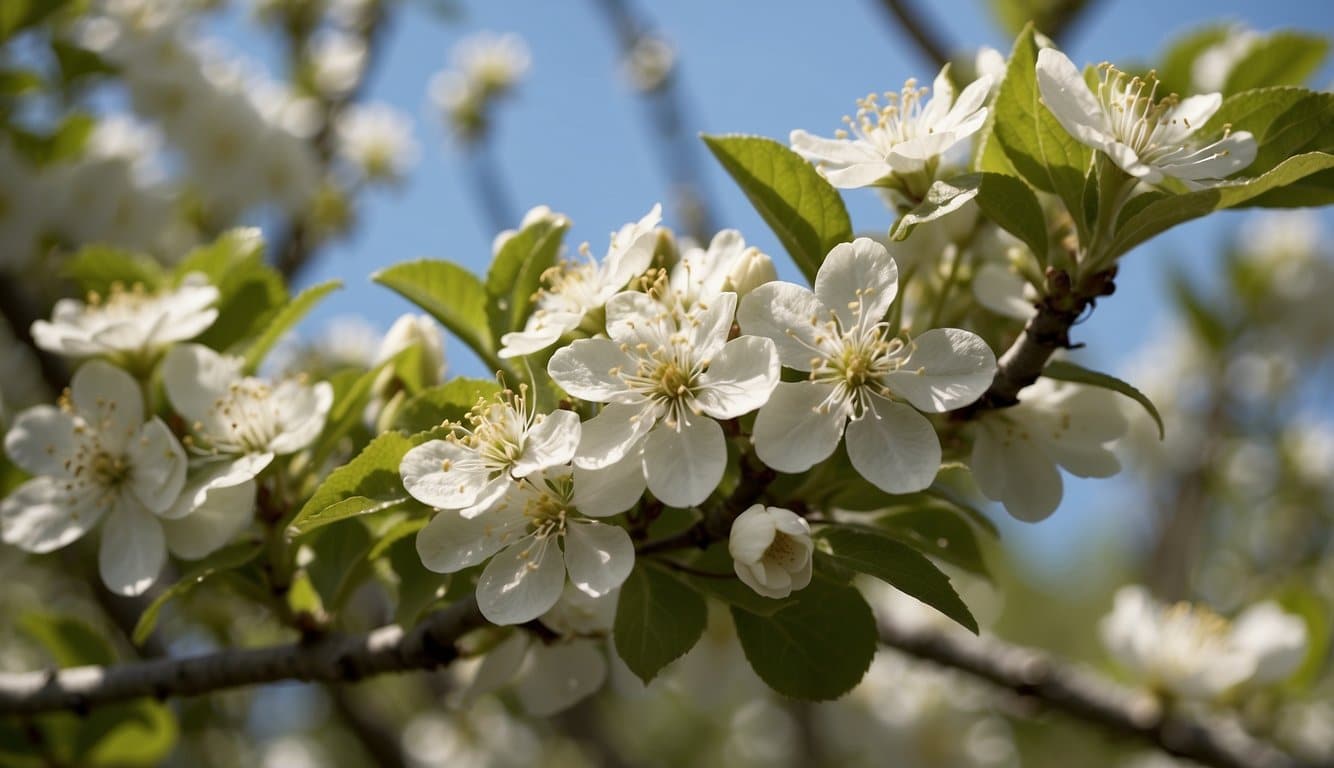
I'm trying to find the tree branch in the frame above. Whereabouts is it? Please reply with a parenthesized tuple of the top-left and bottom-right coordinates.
(878, 615, 1313, 768)
(872, 0, 951, 70)
(0, 598, 482, 716)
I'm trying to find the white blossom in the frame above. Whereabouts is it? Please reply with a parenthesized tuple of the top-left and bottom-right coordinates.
(334, 103, 419, 182)
(375, 313, 447, 386)
(32, 274, 219, 362)
(1036, 49, 1256, 188)
(728, 505, 813, 599)
(790, 65, 992, 193)
(2, 361, 186, 595)
(1100, 586, 1309, 699)
(308, 29, 366, 97)
(499, 205, 661, 358)
(548, 291, 779, 507)
(669, 229, 776, 306)
(400, 389, 580, 518)
(414, 469, 637, 625)
(969, 379, 1128, 522)
(739, 238, 996, 493)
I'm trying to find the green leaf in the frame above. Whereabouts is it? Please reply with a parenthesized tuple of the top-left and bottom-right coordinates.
(875, 505, 990, 577)
(78, 700, 177, 767)
(485, 216, 569, 338)
(614, 563, 707, 683)
(61, 246, 165, 295)
(309, 359, 397, 468)
(132, 539, 264, 645)
(1040, 359, 1164, 440)
(374, 259, 507, 375)
(393, 378, 502, 433)
(242, 279, 341, 372)
(19, 613, 115, 667)
(0, 68, 40, 97)
(1108, 152, 1334, 257)
(182, 230, 287, 352)
(731, 579, 876, 700)
(894, 173, 1047, 260)
(386, 532, 448, 625)
(1156, 25, 1230, 96)
(991, 25, 1091, 231)
(306, 519, 375, 612)
(1223, 32, 1329, 95)
(292, 429, 441, 535)
(1199, 88, 1333, 176)
(818, 526, 977, 633)
(702, 134, 852, 283)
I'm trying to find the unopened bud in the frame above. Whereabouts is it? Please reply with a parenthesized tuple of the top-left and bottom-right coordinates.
(724, 248, 777, 297)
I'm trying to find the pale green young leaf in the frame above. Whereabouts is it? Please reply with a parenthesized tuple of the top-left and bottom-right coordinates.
(894, 172, 1048, 261)
(731, 579, 876, 700)
(702, 134, 852, 283)
(182, 232, 286, 352)
(1198, 88, 1333, 176)
(62, 246, 165, 295)
(1155, 25, 1230, 96)
(291, 428, 443, 535)
(78, 700, 178, 767)
(392, 377, 503, 433)
(1223, 32, 1329, 95)
(818, 526, 978, 633)
(132, 539, 264, 645)
(1041, 359, 1164, 439)
(614, 563, 707, 684)
(19, 613, 115, 667)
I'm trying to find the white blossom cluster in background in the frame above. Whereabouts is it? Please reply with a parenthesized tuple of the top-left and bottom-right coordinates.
(429, 31, 531, 142)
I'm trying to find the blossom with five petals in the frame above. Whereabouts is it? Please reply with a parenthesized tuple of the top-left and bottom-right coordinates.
(790, 65, 992, 194)
(32, 273, 218, 361)
(499, 205, 661, 358)
(1036, 48, 1256, 188)
(2, 361, 186, 595)
(547, 291, 779, 507)
(739, 238, 996, 493)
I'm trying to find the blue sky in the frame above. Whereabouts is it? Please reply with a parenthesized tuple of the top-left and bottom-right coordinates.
(214, 0, 1331, 580)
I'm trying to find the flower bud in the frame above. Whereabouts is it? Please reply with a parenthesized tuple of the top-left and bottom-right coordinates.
(374, 314, 447, 396)
(729, 504, 813, 599)
(723, 248, 777, 298)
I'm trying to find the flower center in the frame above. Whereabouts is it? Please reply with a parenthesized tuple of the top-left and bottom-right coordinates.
(201, 379, 284, 455)
(840, 78, 933, 152)
(796, 310, 910, 419)
(519, 474, 575, 538)
(449, 387, 536, 474)
(616, 334, 705, 430)
(1095, 64, 1187, 160)
(90, 450, 131, 488)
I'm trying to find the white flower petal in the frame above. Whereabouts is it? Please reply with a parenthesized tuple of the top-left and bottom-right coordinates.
(845, 399, 941, 494)
(790, 129, 884, 166)
(415, 505, 529, 573)
(71, 360, 144, 452)
(515, 640, 608, 716)
(162, 343, 244, 424)
(687, 292, 737, 361)
(99, 503, 166, 596)
(476, 535, 567, 625)
(1, 476, 103, 553)
(460, 631, 530, 704)
(883, 328, 996, 412)
(752, 382, 845, 472)
(267, 380, 333, 455)
(1231, 602, 1308, 684)
(1036, 48, 1111, 147)
(822, 162, 897, 188)
(971, 421, 1064, 522)
(728, 504, 777, 564)
(573, 458, 646, 518)
(126, 417, 187, 515)
(695, 336, 779, 420)
(642, 418, 726, 508)
(499, 324, 567, 359)
(563, 521, 634, 598)
(973, 263, 1036, 320)
(737, 282, 828, 372)
(458, 474, 511, 519)
(548, 339, 637, 403)
(815, 238, 899, 332)
(573, 402, 655, 469)
(400, 439, 491, 509)
(162, 478, 256, 559)
(4, 405, 79, 477)
(513, 409, 581, 478)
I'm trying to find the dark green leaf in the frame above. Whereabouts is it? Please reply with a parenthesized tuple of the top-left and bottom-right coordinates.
(132, 539, 264, 645)
(305, 519, 375, 611)
(374, 259, 507, 375)
(875, 505, 990, 577)
(614, 563, 707, 683)
(819, 526, 977, 633)
(731, 579, 876, 700)
(386, 532, 448, 625)
(703, 134, 852, 283)
(1041, 359, 1164, 439)
(242, 279, 341, 372)
(1199, 88, 1333, 176)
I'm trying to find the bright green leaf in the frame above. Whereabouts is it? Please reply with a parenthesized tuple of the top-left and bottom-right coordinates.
(79, 700, 177, 767)
(1199, 88, 1333, 176)
(731, 579, 876, 700)
(1041, 359, 1164, 439)
(374, 259, 507, 375)
(1223, 32, 1329, 95)
(393, 378, 502, 433)
(895, 173, 1047, 260)
(386, 532, 448, 625)
(292, 429, 442, 535)
(19, 613, 115, 667)
(702, 134, 852, 283)
(132, 539, 264, 645)
(242, 279, 341, 372)
(183, 231, 286, 352)
(485, 215, 569, 338)
(614, 563, 707, 683)
(818, 526, 977, 633)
